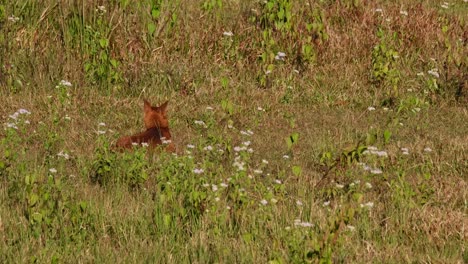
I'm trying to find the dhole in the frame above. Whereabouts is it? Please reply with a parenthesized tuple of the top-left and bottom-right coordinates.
(116, 100, 175, 152)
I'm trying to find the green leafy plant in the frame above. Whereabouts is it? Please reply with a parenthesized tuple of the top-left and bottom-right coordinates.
(90, 137, 117, 187)
(371, 28, 401, 97)
(91, 137, 149, 189)
(258, 0, 293, 32)
(285, 132, 299, 150)
(202, 0, 222, 13)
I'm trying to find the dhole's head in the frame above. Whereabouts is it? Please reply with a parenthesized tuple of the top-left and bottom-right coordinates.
(143, 100, 169, 129)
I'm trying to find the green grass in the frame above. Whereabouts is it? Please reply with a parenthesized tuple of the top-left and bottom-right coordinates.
(1, 0, 467, 263)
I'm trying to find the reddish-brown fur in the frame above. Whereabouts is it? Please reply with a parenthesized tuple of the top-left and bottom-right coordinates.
(116, 100, 175, 152)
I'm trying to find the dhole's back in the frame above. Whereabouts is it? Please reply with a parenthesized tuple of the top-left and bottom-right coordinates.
(116, 100, 174, 152)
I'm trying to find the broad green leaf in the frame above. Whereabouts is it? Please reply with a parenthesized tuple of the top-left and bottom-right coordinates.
(28, 193, 39, 206)
(99, 38, 109, 48)
(384, 130, 392, 144)
(292, 166, 302, 176)
(148, 22, 156, 35)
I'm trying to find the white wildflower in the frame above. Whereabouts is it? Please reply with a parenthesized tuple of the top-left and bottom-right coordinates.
(424, 147, 433, 152)
(376, 151, 388, 157)
(161, 138, 171, 144)
(336, 183, 344, 189)
(274, 179, 282, 184)
(234, 146, 245, 152)
(294, 221, 314, 227)
(375, 8, 383, 13)
(49, 168, 57, 174)
(361, 163, 371, 172)
(203, 145, 213, 151)
(370, 168, 383, 174)
(211, 184, 218, 192)
(364, 147, 388, 157)
(260, 199, 268, 205)
(283, 155, 290, 159)
(360, 202, 374, 209)
(97, 130, 106, 135)
(18, 109, 31, 115)
(365, 182, 372, 189)
(275, 51, 286, 61)
(223, 31, 234, 37)
(242, 141, 251, 146)
(6, 123, 18, 129)
(194, 120, 207, 127)
(141, 142, 149, 147)
(193, 168, 204, 174)
(427, 69, 439, 78)
(240, 130, 250, 136)
(59, 80, 72, 87)
(347, 225, 356, 231)
(8, 15, 20, 22)
(262, 159, 269, 164)
(400, 10, 408, 16)
(187, 144, 195, 149)
(368, 106, 376, 111)
(296, 200, 303, 206)
(98, 122, 106, 126)
(233, 158, 246, 171)
(253, 169, 263, 174)
(220, 183, 228, 188)
(57, 151, 70, 160)
(323, 201, 330, 207)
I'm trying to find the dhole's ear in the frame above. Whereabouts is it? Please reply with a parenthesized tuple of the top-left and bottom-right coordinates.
(157, 101, 169, 113)
(143, 99, 152, 113)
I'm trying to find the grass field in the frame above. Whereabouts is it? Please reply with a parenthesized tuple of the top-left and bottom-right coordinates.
(1, 0, 467, 263)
